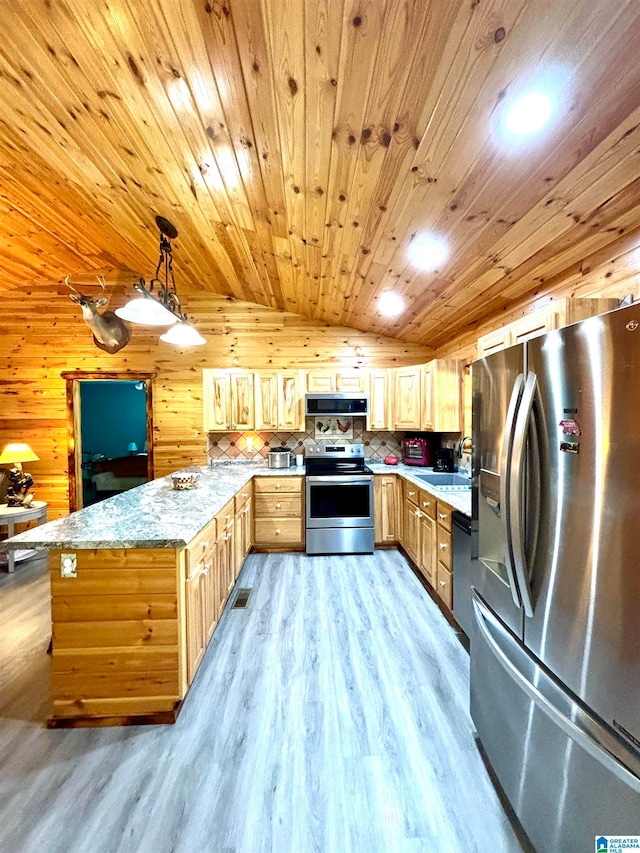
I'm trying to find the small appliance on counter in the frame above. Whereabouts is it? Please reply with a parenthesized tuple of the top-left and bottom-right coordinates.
(402, 437, 434, 467)
(267, 447, 292, 468)
(433, 447, 454, 472)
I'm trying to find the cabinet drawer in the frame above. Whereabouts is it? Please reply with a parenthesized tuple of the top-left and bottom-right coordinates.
(436, 563, 453, 610)
(185, 518, 217, 576)
(418, 490, 436, 520)
(253, 477, 303, 495)
(254, 518, 303, 545)
(235, 486, 252, 513)
(254, 493, 301, 517)
(405, 482, 419, 507)
(436, 501, 452, 532)
(436, 526, 452, 571)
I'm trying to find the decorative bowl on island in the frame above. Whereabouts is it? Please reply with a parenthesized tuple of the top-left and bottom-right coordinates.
(170, 471, 201, 490)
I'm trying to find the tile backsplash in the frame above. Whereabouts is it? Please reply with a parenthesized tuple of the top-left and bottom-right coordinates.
(207, 418, 404, 462)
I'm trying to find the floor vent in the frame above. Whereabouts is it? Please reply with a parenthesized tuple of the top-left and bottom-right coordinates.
(232, 588, 253, 609)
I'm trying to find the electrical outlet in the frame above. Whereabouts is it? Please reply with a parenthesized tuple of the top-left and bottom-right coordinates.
(60, 553, 77, 578)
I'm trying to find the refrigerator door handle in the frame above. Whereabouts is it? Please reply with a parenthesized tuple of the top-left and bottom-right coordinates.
(509, 371, 537, 617)
(472, 592, 640, 793)
(499, 373, 525, 608)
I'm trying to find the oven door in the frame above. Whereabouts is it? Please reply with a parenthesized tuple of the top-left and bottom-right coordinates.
(305, 475, 374, 528)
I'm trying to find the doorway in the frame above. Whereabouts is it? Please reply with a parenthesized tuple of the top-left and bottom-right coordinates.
(63, 371, 156, 512)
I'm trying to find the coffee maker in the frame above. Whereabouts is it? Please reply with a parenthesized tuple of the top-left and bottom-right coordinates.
(433, 447, 454, 472)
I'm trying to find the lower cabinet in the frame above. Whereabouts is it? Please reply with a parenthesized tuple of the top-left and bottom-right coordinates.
(435, 502, 453, 610)
(253, 476, 304, 547)
(234, 487, 253, 581)
(374, 474, 400, 544)
(184, 492, 250, 688)
(401, 480, 454, 611)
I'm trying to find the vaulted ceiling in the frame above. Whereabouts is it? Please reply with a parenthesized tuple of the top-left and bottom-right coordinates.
(1, 0, 640, 349)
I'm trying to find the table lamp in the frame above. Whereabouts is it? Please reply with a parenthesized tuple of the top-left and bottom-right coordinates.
(0, 442, 39, 471)
(0, 443, 39, 507)
(127, 442, 138, 455)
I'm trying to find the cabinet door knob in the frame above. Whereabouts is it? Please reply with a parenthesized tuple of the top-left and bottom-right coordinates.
(408, 491, 415, 496)
(276, 502, 281, 509)
(275, 528, 281, 535)
(439, 542, 447, 549)
(414, 509, 421, 518)
(203, 563, 210, 575)
(439, 580, 446, 587)
(438, 513, 446, 520)
(275, 484, 281, 489)
(244, 507, 250, 514)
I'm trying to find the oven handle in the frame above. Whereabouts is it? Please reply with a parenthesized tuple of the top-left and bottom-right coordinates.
(306, 475, 373, 485)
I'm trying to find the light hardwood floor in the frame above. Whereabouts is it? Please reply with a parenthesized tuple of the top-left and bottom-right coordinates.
(0, 550, 527, 853)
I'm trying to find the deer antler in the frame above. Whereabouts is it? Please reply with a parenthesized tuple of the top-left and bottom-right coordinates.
(64, 275, 80, 295)
(96, 275, 106, 290)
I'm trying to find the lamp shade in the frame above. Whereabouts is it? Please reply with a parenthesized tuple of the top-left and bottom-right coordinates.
(127, 442, 138, 453)
(160, 322, 206, 346)
(115, 297, 178, 326)
(0, 442, 39, 465)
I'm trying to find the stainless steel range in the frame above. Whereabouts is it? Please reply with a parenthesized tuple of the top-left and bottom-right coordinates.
(305, 444, 374, 555)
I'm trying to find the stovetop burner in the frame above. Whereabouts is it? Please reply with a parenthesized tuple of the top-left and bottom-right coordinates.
(304, 443, 369, 475)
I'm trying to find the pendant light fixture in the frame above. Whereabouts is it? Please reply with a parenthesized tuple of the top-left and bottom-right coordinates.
(116, 216, 206, 345)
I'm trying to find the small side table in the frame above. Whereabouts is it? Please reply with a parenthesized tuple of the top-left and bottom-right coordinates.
(0, 501, 48, 573)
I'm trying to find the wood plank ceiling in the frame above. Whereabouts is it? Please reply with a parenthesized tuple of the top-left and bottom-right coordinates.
(0, 0, 639, 350)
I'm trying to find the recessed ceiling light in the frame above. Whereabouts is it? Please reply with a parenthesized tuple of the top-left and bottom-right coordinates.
(378, 292, 405, 317)
(505, 92, 553, 135)
(408, 234, 448, 271)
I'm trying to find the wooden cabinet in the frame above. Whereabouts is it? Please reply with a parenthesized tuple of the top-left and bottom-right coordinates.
(184, 516, 219, 685)
(255, 370, 305, 431)
(399, 480, 456, 611)
(394, 366, 422, 430)
(477, 297, 619, 357)
(306, 369, 368, 394)
(374, 474, 400, 544)
(367, 369, 393, 431)
(203, 369, 254, 432)
(422, 359, 462, 432)
(234, 487, 253, 580)
(215, 498, 235, 596)
(435, 501, 453, 610)
(253, 476, 304, 547)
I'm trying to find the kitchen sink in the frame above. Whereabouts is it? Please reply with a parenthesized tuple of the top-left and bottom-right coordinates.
(413, 472, 472, 491)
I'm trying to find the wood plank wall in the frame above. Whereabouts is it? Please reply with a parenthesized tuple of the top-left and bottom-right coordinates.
(0, 284, 431, 518)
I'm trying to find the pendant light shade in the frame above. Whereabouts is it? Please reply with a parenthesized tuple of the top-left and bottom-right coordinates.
(115, 297, 178, 326)
(160, 322, 206, 346)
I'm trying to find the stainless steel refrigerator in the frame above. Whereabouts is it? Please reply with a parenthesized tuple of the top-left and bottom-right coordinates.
(471, 303, 640, 853)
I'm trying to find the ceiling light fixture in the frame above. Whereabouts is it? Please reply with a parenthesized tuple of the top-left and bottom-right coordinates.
(408, 233, 448, 271)
(116, 216, 206, 345)
(504, 92, 553, 135)
(378, 292, 405, 317)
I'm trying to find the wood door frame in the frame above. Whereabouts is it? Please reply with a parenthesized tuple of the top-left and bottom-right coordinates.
(62, 371, 157, 512)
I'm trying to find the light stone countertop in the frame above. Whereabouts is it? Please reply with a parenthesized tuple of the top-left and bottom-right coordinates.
(367, 461, 472, 517)
(5, 459, 470, 553)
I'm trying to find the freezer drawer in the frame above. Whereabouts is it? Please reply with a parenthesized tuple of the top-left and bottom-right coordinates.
(470, 591, 640, 853)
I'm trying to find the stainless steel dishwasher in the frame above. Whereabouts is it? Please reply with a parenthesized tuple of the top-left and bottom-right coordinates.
(452, 511, 473, 637)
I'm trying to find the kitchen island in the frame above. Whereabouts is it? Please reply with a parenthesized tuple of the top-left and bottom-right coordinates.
(5, 461, 470, 727)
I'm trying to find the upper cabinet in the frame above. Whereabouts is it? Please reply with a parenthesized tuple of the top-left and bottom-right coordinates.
(255, 370, 305, 432)
(393, 361, 462, 433)
(477, 297, 620, 357)
(393, 366, 422, 430)
(422, 359, 462, 432)
(203, 370, 254, 432)
(306, 370, 368, 394)
(367, 369, 393, 431)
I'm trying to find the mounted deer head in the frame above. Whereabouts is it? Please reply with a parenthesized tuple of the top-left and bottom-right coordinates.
(66, 276, 131, 354)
